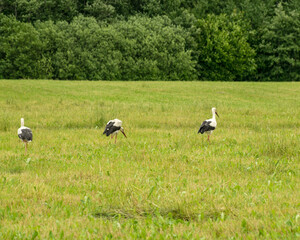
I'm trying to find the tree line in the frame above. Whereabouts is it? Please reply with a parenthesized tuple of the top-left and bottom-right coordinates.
(0, 0, 299, 81)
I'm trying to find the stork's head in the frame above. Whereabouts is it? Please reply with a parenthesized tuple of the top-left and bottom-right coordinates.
(21, 118, 24, 127)
(212, 108, 219, 118)
(120, 127, 127, 138)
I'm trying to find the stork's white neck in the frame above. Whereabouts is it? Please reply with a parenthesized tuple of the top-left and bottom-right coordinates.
(21, 118, 24, 127)
(212, 110, 216, 120)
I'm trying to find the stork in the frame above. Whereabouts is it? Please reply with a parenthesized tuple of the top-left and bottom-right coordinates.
(198, 108, 219, 141)
(103, 119, 127, 144)
(18, 118, 33, 154)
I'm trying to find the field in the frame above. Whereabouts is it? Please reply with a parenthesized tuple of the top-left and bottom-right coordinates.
(0, 80, 299, 239)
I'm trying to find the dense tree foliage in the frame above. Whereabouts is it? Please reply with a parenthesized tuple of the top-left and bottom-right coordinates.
(193, 13, 256, 81)
(0, 0, 299, 81)
(0, 15, 46, 79)
(258, 3, 300, 81)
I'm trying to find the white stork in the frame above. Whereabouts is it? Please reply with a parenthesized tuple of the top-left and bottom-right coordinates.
(103, 119, 127, 144)
(18, 118, 33, 154)
(198, 107, 219, 141)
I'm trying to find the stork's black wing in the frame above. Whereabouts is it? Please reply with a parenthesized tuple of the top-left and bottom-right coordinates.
(18, 128, 33, 141)
(198, 121, 215, 134)
(103, 121, 121, 136)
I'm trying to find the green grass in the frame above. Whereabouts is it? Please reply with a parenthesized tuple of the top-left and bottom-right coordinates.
(0, 80, 299, 239)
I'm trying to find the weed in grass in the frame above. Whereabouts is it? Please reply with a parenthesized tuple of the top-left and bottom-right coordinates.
(94, 115, 107, 129)
(0, 116, 11, 132)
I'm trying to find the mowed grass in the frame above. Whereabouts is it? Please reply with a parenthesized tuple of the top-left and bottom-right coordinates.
(0, 80, 299, 239)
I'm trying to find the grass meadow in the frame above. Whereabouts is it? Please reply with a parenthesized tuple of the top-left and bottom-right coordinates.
(0, 80, 299, 239)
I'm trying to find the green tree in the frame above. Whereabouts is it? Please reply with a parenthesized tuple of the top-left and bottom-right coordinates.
(44, 15, 123, 80)
(84, 0, 116, 21)
(193, 13, 256, 81)
(40, 15, 195, 80)
(0, 0, 79, 22)
(258, 3, 300, 81)
(111, 15, 196, 80)
(0, 14, 51, 79)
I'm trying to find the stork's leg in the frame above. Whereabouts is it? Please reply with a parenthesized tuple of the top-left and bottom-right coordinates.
(111, 135, 113, 139)
(25, 142, 27, 155)
(115, 134, 117, 144)
(207, 135, 210, 142)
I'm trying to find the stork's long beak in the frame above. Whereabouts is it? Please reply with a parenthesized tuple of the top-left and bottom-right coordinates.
(216, 112, 219, 118)
(121, 129, 127, 138)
